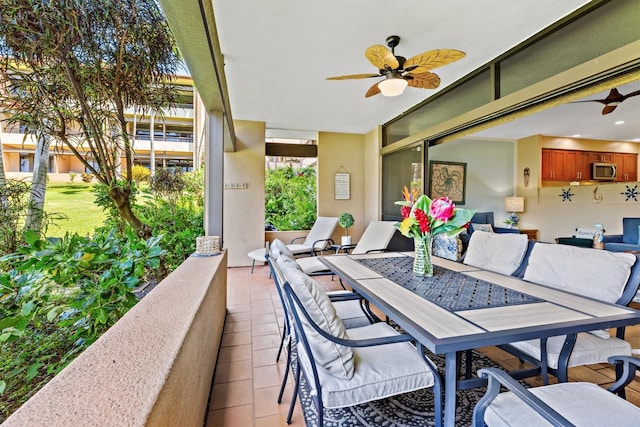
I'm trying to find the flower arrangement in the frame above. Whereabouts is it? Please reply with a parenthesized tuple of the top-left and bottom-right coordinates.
(395, 186, 475, 239)
(395, 186, 475, 275)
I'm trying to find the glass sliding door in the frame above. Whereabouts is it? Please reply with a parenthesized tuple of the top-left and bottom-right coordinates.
(381, 143, 425, 221)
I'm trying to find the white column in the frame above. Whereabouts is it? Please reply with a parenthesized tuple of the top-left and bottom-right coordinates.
(204, 111, 224, 243)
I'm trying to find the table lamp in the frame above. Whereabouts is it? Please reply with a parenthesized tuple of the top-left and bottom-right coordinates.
(504, 196, 525, 228)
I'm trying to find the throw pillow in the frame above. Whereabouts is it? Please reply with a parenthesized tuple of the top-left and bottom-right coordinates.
(433, 233, 463, 261)
(463, 231, 528, 275)
(471, 223, 493, 233)
(282, 268, 355, 380)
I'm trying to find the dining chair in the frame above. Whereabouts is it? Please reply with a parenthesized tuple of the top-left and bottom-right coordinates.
(499, 242, 640, 385)
(266, 247, 376, 409)
(473, 355, 640, 426)
(281, 265, 443, 426)
(286, 216, 339, 257)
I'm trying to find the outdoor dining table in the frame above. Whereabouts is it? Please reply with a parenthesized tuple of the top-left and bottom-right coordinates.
(319, 251, 640, 427)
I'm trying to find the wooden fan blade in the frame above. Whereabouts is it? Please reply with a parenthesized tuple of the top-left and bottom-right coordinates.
(365, 82, 381, 98)
(602, 104, 617, 115)
(406, 72, 441, 89)
(404, 49, 466, 74)
(365, 45, 399, 70)
(622, 89, 640, 100)
(326, 73, 380, 80)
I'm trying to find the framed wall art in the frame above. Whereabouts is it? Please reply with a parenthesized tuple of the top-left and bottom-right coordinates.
(429, 161, 467, 205)
(334, 172, 351, 200)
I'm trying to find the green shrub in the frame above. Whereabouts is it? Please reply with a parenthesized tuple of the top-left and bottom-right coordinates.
(80, 172, 93, 183)
(265, 166, 316, 230)
(69, 172, 77, 183)
(0, 229, 163, 420)
(131, 165, 151, 183)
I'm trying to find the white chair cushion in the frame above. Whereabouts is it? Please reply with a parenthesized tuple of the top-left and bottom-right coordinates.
(485, 382, 640, 427)
(303, 216, 339, 249)
(296, 256, 331, 274)
(463, 231, 528, 275)
(508, 332, 631, 369)
(282, 268, 355, 380)
(287, 243, 314, 255)
(351, 221, 396, 255)
(317, 322, 435, 408)
(523, 243, 635, 303)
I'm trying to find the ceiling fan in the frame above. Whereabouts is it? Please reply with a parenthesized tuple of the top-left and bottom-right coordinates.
(572, 87, 640, 115)
(326, 35, 465, 98)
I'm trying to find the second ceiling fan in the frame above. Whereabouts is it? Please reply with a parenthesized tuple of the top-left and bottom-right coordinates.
(327, 35, 465, 98)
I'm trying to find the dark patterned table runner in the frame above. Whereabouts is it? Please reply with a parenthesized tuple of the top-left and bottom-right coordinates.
(354, 256, 541, 311)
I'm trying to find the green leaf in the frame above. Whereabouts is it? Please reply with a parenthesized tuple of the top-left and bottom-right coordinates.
(0, 380, 6, 395)
(46, 307, 60, 322)
(26, 363, 43, 381)
(21, 301, 35, 316)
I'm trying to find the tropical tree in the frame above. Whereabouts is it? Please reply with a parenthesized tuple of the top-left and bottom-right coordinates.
(0, 0, 181, 239)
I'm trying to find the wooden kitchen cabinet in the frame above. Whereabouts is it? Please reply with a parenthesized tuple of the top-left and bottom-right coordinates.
(542, 149, 637, 183)
(613, 153, 638, 182)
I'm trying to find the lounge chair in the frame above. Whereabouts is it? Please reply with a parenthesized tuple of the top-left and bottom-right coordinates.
(287, 216, 338, 257)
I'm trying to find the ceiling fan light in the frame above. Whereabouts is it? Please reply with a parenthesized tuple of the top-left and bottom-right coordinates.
(378, 77, 408, 97)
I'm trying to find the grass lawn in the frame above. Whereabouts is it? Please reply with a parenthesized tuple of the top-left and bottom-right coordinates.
(44, 183, 106, 237)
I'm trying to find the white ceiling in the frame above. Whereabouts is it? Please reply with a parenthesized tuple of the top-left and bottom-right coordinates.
(210, 0, 638, 142)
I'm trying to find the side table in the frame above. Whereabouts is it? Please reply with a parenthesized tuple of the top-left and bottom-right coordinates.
(329, 243, 357, 254)
(518, 228, 538, 241)
(248, 247, 268, 273)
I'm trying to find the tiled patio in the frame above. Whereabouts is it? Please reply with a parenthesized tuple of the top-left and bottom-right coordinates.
(205, 263, 640, 426)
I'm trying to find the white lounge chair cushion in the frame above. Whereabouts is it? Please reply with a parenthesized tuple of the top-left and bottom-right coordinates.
(317, 322, 435, 408)
(523, 243, 635, 303)
(508, 332, 631, 369)
(282, 268, 355, 379)
(351, 221, 396, 255)
(485, 381, 640, 427)
(463, 231, 528, 275)
(296, 256, 331, 274)
(287, 216, 339, 254)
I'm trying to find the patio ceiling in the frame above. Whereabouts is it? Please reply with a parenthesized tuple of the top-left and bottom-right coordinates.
(161, 0, 640, 142)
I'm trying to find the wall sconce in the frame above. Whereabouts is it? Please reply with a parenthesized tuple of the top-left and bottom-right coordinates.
(504, 196, 525, 228)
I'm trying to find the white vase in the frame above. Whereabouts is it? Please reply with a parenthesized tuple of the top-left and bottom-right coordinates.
(341, 236, 352, 246)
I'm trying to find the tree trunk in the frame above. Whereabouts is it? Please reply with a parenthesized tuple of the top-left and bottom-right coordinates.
(0, 121, 6, 192)
(109, 185, 152, 240)
(24, 134, 50, 235)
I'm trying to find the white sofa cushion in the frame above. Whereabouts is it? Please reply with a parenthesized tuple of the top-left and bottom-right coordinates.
(271, 238, 295, 260)
(296, 256, 330, 274)
(509, 331, 631, 369)
(523, 243, 635, 303)
(463, 231, 528, 275)
(282, 268, 355, 380)
(485, 381, 640, 427)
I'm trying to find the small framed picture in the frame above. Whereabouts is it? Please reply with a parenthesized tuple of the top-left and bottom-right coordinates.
(334, 172, 350, 200)
(429, 161, 467, 205)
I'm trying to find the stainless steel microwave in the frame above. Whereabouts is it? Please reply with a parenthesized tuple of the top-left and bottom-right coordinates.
(592, 162, 617, 180)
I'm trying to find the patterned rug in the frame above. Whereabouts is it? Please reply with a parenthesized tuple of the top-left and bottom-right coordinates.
(296, 348, 511, 427)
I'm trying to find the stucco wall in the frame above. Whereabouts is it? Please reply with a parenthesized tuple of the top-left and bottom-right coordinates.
(429, 138, 516, 221)
(3, 253, 227, 427)
(317, 131, 367, 244)
(223, 120, 266, 267)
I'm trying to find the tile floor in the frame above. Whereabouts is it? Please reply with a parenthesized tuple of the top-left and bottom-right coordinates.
(205, 263, 640, 426)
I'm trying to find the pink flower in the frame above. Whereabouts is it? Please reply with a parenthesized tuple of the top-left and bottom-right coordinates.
(429, 197, 455, 222)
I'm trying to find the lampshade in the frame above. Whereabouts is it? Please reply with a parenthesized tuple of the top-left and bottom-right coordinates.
(504, 196, 525, 213)
(378, 77, 408, 97)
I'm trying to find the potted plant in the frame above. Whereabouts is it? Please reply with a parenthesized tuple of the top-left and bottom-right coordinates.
(338, 212, 355, 245)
